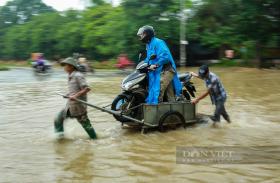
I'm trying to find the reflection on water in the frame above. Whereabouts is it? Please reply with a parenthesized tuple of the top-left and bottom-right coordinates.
(0, 67, 279, 182)
(53, 140, 95, 182)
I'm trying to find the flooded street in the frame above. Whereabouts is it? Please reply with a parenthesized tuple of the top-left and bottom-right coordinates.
(0, 67, 279, 183)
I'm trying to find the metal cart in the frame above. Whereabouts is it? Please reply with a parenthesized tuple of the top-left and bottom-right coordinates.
(57, 93, 196, 133)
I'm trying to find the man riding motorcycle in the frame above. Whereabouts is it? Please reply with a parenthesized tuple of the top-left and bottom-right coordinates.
(34, 55, 46, 72)
(137, 25, 182, 104)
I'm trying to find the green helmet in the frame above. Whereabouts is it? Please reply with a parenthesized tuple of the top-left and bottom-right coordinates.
(61, 57, 79, 70)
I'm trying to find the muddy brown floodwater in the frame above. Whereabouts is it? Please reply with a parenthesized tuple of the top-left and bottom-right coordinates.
(0, 67, 279, 183)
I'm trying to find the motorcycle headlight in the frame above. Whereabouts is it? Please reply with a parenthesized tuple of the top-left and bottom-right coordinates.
(121, 77, 144, 91)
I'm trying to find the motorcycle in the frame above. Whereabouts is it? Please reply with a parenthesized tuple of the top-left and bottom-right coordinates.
(32, 60, 52, 74)
(73, 53, 95, 74)
(111, 54, 196, 123)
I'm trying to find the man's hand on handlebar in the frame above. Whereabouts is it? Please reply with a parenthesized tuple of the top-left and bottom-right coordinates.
(190, 72, 199, 78)
(148, 64, 158, 71)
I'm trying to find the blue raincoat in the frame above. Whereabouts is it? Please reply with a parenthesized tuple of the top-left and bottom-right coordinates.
(144, 37, 182, 104)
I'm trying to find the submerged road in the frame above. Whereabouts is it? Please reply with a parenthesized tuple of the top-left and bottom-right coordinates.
(0, 67, 279, 182)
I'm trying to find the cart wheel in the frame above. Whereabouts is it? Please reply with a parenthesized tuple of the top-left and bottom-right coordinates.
(158, 111, 185, 132)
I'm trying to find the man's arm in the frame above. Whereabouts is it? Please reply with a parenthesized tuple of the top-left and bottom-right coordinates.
(189, 71, 206, 104)
(190, 72, 202, 79)
(69, 87, 90, 100)
(191, 89, 210, 104)
(154, 41, 170, 66)
(69, 75, 91, 100)
(149, 41, 170, 70)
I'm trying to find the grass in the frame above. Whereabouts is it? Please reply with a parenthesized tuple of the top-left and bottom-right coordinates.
(0, 65, 10, 71)
(210, 58, 252, 67)
(0, 58, 262, 71)
(90, 59, 118, 70)
(0, 59, 119, 70)
(0, 60, 30, 68)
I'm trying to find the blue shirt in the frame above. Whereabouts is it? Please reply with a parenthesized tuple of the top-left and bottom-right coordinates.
(205, 72, 227, 104)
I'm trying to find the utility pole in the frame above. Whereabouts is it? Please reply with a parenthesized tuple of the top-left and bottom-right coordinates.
(180, 0, 188, 67)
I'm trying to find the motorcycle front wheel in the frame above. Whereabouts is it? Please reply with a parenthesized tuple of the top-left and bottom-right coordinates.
(111, 94, 137, 122)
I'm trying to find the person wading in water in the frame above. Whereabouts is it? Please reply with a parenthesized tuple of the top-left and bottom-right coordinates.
(54, 57, 97, 139)
(191, 65, 231, 126)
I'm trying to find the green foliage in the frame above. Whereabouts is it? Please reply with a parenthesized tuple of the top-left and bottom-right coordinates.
(121, 0, 188, 60)
(187, 0, 280, 60)
(0, 0, 279, 63)
(0, 66, 10, 71)
(82, 5, 126, 60)
(91, 0, 105, 6)
(54, 11, 84, 58)
(1, 12, 66, 59)
(0, 0, 54, 28)
(91, 59, 117, 69)
(211, 59, 240, 67)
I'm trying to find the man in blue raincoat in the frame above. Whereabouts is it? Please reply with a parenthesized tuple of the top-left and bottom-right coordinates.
(137, 25, 182, 104)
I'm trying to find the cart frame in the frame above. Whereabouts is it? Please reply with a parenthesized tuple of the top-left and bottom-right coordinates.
(57, 93, 196, 133)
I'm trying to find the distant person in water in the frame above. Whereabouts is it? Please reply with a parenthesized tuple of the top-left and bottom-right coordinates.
(35, 54, 46, 71)
(190, 65, 231, 125)
(54, 57, 97, 139)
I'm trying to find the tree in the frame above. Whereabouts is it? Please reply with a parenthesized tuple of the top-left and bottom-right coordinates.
(187, 0, 280, 60)
(82, 4, 126, 60)
(0, 0, 278, 65)
(1, 12, 66, 59)
(54, 10, 85, 58)
(0, 0, 55, 59)
(0, 0, 54, 28)
(121, 0, 191, 61)
(91, 0, 105, 6)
